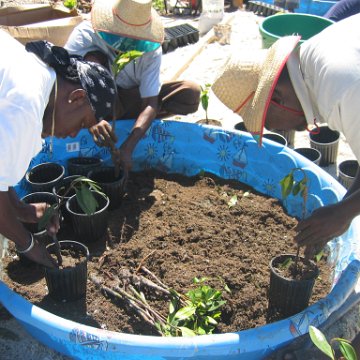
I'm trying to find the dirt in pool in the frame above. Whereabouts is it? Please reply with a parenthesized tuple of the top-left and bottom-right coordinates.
(2, 170, 333, 336)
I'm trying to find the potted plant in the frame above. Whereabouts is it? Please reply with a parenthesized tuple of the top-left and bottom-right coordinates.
(40, 176, 107, 258)
(196, 83, 222, 127)
(267, 168, 320, 318)
(40, 176, 107, 300)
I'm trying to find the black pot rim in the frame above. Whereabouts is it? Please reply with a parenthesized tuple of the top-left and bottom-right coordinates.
(52, 175, 83, 199)
(338, 159, 359, 177)
(26, 162, 65, 185)
(87, 166, 124, 184)
(263, 132, 287, 146)
(294, 147, 322, 161)
(65, 191, 109, 216)
(269, 253, 319, 282)
(46, 240, 89, 260)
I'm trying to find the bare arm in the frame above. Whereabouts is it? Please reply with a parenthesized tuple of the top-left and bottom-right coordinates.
(295, 173, 360, 257)
(115, 96, 158, 174)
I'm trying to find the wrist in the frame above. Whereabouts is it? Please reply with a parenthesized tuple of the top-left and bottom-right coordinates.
(16, 233, 34, 254)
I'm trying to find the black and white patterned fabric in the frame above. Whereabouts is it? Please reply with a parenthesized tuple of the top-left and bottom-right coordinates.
(26, 40, 117, 122)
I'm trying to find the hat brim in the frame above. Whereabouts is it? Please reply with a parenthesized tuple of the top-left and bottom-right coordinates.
(244, 36, 301, 142)
(91, 0, 164, 44)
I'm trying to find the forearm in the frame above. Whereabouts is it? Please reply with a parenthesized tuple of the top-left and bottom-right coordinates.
(337, 187, 360, 223)
(8, 187, 37, 223)
(122, 105, 156, 152)
(0, 191, 32, 249)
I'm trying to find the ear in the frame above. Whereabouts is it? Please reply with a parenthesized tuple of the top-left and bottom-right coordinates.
(68, 89, 87, 105)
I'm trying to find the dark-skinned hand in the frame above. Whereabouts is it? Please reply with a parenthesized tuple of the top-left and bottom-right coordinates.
(89, 120, 118, 149)
(295, 203, 352, 258)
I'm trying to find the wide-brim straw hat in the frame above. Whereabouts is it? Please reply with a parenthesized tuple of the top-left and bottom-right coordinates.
(212, 35, 301, 142)
(91, 0, 164, 44)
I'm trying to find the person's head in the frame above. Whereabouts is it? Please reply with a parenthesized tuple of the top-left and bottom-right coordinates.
(26, 41, 117, 138)
(91, 0, 164, 53)
(212, 36, 307, 143)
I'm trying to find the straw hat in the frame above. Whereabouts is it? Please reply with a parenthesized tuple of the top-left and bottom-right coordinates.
(91, 0, 164, 44)
(212, 36, 301, 141)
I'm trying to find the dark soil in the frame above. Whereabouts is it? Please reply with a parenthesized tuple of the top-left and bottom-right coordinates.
(2, 170, 333, 336)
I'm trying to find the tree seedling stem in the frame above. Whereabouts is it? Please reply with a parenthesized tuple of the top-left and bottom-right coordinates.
(279, 167, 309, 271)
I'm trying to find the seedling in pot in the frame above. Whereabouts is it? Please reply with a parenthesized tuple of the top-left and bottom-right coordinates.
(309, 325, 358, 360)
(279, 167, 308, 272)
(39, 176, 104, 266)
(112, 50, 144, 76)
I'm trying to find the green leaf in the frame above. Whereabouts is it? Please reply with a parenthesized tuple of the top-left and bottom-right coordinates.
(280, 173, 294, 199)
(228, 195, 238, 208)
(292, 182, 301, 196)
(38, 204, 57, 230)
(75, 185, 99, 215)
(309, 326, 334, 359)
(206, 316, 218, 325)
(179, 327, 196, 337)
(113, 50, 144, 75)
(337, 339, 357, 360)
(174, 305, 196, 320)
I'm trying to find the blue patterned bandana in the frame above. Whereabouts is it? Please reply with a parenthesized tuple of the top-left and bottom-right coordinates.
(26, 40, 117, 122)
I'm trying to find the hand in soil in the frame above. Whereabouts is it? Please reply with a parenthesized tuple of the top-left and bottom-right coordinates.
(24, 238, 58, 268)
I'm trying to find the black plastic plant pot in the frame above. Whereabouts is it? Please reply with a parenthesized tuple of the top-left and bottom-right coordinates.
(87, 166, 125, 210)
(25, 162, 65, 193)
(44, 240, 89, 301)
(21, 192, 58, 242)
(263, 132, 288, 147)
(294, 147, 322, 166)
(66, 192, 109, 244)
(67, 157, 102, 176)
(53, 175, 81, 225)
(19, 192, 58, 265)
(338, 160, 359, 190)
(309, 125, 340, 166)
(268, 254, 319, 318)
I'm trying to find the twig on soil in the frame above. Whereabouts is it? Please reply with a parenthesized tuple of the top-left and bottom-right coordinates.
(140, 266, 170, 290)
(135, 250, 156, 273)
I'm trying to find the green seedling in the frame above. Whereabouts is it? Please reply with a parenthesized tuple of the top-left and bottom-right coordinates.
(157, 277, 228, 337)
(39, 176, 104, 230)
(63, 0, 77, 10)
(200, 83, 211, 124)
(112, 50, 144, 76)
(309, 326, 358, 360)
(279, 167, 309, 269)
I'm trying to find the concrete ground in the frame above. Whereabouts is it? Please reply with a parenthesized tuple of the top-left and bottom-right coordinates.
(0, 5, 359, 360)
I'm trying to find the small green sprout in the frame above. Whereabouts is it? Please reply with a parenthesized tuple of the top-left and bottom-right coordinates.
(63, 0, 77, 10)
(112, 50, 144, 76)
(200, 83, 211, 124)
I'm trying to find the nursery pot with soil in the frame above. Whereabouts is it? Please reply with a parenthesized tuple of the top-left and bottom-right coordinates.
(268, 254, 319, 318)
(294, 147, 322, 166)
(273, 129, 295, 148)
(66, 191, 110, 244)
(338, 159, 359, 190)
(25, 162, 65, 193)
(67, 156, 102, 176)
(44, 240, 89, 301)
(309, 125, 340, 166)
(52, 175, 81, 225)
(87, 166, 125, 210)
(263, 132, 287, 147)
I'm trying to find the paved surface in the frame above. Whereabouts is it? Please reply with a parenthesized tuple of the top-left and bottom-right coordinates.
(0, 6, 359, 360)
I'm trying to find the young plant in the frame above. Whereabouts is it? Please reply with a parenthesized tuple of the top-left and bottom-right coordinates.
(38, 176, 104, 265)
(157, 277, 228, 337)
(279, 167, 309, 268)
(309, 325, 358, 360)
(200, 83, 211, 124)
(112, 50, 144, 76)
(63, 0, 77, 10)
